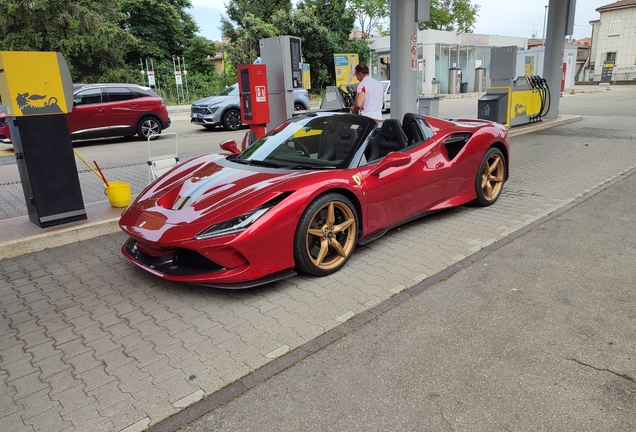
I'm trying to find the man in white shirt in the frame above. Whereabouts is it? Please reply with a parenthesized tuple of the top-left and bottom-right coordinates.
(350, 63, 384, 121)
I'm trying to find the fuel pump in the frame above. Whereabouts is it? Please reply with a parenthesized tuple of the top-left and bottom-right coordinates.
(237, 64, 270, 144)
(477, 46, 550, 127)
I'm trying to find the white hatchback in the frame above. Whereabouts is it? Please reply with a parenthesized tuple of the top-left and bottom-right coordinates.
(381, 80, 390, 111)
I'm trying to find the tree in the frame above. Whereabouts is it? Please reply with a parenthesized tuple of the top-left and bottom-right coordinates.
(307, 0, 355, 42)
(221, 13, 279, 74)
(419, 0, 480, 33)
(225, 0, 292, 27)
(119, 0, 199, 64)
(348, 0, 389, 38)
(0, 0, 131, 81)
(220, 0, 291, 74)
(273, 3, 369, 91)
(183, 36, 218, 75)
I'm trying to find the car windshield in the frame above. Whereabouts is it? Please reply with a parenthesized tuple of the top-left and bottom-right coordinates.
(218, 84, 239, 96)
(381, 81, 390, 91)
(234, 114, 377, 170)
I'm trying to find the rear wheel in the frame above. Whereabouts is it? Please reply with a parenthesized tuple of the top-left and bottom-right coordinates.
(137, 117, 162, 140)
(474, 147, 505, 206)
(222, 108, 241, 131)
(294, 193, 358, 276)
(294, 103, 305, 111)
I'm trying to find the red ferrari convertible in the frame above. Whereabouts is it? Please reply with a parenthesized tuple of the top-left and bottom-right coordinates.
(120, 112, 509, 288)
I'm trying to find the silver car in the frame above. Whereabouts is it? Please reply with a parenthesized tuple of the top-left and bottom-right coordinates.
(190, 83, 311, 131)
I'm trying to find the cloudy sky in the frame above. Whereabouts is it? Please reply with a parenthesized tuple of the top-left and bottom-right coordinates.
(190, 0, 610, 42)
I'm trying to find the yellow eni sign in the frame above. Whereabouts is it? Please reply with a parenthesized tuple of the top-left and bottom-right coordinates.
(0, 51, 74, 116)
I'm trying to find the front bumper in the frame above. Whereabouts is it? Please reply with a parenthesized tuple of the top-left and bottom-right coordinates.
(190, 107, 220, 126)
(122, 236, 297, 289)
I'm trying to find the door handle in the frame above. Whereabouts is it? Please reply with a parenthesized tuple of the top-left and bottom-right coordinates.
(96, 108, 105, 112)
(130, 104, 139, 108)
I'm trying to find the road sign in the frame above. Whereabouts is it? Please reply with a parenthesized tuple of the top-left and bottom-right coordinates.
(411, 33, 417, 44)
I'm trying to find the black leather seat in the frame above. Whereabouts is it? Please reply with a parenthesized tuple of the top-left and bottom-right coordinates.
(318, 121, 339, 160)
(321, 123, 357, 161)
(367, 119, 407, 162)
(402, 113, 425, 146)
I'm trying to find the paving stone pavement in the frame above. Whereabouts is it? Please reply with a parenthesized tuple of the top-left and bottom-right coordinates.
(1, 115, 636, 431)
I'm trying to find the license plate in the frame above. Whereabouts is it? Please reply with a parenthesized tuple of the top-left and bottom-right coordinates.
(191, 113, 199, 118)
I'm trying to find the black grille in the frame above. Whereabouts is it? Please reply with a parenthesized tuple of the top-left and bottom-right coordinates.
(191, 106, 210, 115)
(174, 249, 223, 272)
(125, 238, 223, 276)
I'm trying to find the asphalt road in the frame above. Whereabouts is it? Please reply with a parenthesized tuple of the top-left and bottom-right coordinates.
(177, 135, 636, 432)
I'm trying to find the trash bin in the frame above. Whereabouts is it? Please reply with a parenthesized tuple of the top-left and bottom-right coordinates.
(460, 82, 468, 93)
(431, 78, 440, 95)
(448, 68, 461, 94)
(418, 96, 441, 118)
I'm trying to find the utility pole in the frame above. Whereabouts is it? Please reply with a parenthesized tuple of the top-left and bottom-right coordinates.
(542, 5, 549, 47)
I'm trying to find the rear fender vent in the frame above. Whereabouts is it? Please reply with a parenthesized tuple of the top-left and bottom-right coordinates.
(444, 133, 472, 161)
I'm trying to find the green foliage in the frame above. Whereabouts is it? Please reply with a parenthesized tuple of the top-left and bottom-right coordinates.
(0, 0, 131, 81)
(221, 13, 279, 70)
(348, 0, 389, 38)
(419, 0, 480, 33)
(184, 36, 218, 75)
(225, 0, 292, 26)
(276, 2, 368, 91)
(0, 0, 221, 100)
(118, 0, 199, 63)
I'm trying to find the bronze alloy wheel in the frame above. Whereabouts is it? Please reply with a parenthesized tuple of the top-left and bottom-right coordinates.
(481, 153, 504, 201)
(305, 201, 357, 270)
(474, 147, 506, 206)
(294, 193, 359, 276)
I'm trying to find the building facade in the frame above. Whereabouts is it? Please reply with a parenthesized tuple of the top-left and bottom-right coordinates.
(368, 30, 527, 95)
(589, 0, 636, 82)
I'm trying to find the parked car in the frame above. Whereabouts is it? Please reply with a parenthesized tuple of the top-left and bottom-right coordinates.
(120, 111, 509, 288)
(190, 83, 311, 131)
(381, 80, 391, 111)
(0, 105, 10, 144)
(70, 83, 170, 140)
(2, 85, 170, 145)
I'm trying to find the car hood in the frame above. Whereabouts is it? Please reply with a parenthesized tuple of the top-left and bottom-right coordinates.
(129, 154, 306, 226)
(191, 95, 235, 107)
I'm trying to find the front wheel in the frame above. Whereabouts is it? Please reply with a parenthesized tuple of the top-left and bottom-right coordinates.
(137, 117, 162, 140)
(294, 103, 305, 111)
(222, 109, 241, 131)
(294, 193, 358, 276)
(473, 147, 506, 206)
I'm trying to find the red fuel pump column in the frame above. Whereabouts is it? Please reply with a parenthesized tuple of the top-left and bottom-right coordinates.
(237, 65, 270, 145)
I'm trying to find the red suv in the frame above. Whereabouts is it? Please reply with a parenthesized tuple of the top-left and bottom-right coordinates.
(70, 84, 171, 140)
(0, 85, 170, 144)
(0, 105, 10, 144)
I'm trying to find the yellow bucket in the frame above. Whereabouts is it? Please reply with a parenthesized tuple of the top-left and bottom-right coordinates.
(104, 181, 131, 208)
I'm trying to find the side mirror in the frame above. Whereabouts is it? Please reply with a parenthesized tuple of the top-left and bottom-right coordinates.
(241, 131, 256, 151)
(220, 139, 241, 155)
(369, 152, 411, 176)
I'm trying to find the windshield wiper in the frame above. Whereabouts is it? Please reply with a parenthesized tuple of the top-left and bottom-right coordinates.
(232, 159, 283, 168)
(289, 165, 336, 170)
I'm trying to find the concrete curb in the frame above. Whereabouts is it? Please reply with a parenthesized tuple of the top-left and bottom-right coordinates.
(0, 217, 121, 260)
(509, 115, 582, 137)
